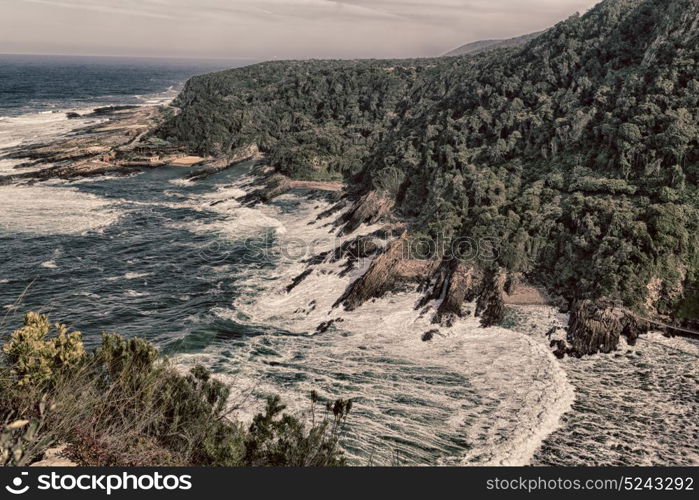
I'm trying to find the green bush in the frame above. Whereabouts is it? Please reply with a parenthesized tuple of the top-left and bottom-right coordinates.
(2, 312, 85, 387)
(244, 393, 351, 466)
(0, 313, 351, 467)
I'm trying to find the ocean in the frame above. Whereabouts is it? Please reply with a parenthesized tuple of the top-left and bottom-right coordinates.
(0, 54, 246, 155)
(0, 55, 575, 466)
(0, 54, 242, 117)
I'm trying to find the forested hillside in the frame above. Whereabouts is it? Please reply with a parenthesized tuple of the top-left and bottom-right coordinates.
(158, 59, 438, 180)
(157, 0, 699, 336)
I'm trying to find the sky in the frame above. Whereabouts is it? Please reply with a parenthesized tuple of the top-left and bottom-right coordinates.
(0, 0, 602, 60)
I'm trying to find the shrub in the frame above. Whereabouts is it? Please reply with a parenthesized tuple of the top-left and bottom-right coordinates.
(0, 397, 54, 466)
(2, 312, 85, 387)
(0, 313, 351, 467)
(243, 393, 351, 466)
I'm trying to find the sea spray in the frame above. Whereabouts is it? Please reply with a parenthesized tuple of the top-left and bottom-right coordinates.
(174, 175, 576, 465)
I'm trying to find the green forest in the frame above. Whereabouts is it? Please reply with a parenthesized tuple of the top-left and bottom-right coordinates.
(157, 0, 699, 325)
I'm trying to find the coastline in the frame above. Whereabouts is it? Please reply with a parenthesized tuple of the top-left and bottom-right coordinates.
(172, 166, 578, 466)
(1, 105, 697, 466)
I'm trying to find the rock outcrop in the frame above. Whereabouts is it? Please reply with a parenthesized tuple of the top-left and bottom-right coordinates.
(418, 260, 481, 326)
(186, 144, 261, 181)
(0, 106, 177, 185)
(238, 173, 292, 205)
(566, 300, 651, 356)
(422, 329, 438, 342)
(475, 268, 506, 328)
(337, 191, 393, 235)
(334, 234, 437, 311)
(416, 260, 507, 328)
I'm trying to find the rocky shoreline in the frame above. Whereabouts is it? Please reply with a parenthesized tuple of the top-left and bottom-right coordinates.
(6, 106, 692, 359)
(230, 170, 697, 465)
(5, 107, 697, 466)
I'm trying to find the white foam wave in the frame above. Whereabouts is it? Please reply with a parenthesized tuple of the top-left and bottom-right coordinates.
(106, 272, 151, 282)
(173, 181, 288, 239)
(0, 108, 101, 151)
(168, 178, 194, 187)
(174, 181, 574, 466)
(0, 185, 122, 235)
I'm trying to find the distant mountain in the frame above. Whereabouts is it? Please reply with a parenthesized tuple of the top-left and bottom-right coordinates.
(442, 31, 544, 57)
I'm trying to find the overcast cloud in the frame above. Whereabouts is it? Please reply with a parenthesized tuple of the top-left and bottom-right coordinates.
(0, 0, 601, 59)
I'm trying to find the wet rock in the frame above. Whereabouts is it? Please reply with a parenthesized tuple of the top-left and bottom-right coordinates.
(550, 339, 569, 359)
(0, 106, 169, 184)
(422, 329, 438, 342)
(567, 300, 624, 355)
(238, 173, 292, 205)
(330, 234, 382, 263)
(566, 300, 651, 355)
(476, 268, 506, 328)
(88, 105, 139, 116)
(435, 262, 479, 326)
(334, 234, 437, 311)
(337, 191, 393, 235)
(621, 315, 650, 346)
(504, 272, 518, 295)
(286, 269, 313, 293)
(333, 233, 436, 311)
(333, 236, 407, 310)
(316, 200, 347, 221)
(187, 144, 261, 182)
(316, 318, 343, 334)
(304, 251, 331, 266)
(416, 260, 507, 328)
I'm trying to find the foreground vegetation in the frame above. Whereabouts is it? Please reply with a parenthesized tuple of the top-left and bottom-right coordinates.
(158, 0, 699, 328)
(0, 313, 351, 466)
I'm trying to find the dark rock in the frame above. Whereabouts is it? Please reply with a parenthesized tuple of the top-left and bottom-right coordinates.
(337, 191, 393, 235)
(435, 262, 479, 326)
(550, 339, 569, 359)
(422, 329, 438, 342)
(567, 300, 623, 355)
(316, 200, 347, 221)
(330, 234, 381, 263)
(286, 269, 313, 293)
(303, 251, 331, 266)
(316, 318, 343, 334)
(476, 268, 505, 328)
(88, 105, 139, 116)
(334, 234, 437, 311)
(237, 172, 291, 205)
(621, 316, 650, 346)
(504, 272, 518, 295)
(566, 299, 652, 355)
(66, 112, 81, 119)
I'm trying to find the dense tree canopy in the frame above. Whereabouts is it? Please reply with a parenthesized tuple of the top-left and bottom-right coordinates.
(158, 0, 699, 322)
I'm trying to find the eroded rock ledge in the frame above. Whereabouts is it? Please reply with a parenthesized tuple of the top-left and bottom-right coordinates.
(301, 192, 670, 357)
(333, 234, 438, 311)
(185, 144, 262, 182)
(237, 168, 345, 207)
(555, 300, 651, 357)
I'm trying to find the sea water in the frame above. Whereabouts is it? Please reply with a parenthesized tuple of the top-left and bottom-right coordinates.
(0, 55, 574, 465)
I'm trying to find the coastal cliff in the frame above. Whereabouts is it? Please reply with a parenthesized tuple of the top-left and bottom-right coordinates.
(156, 0, 699, 354)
